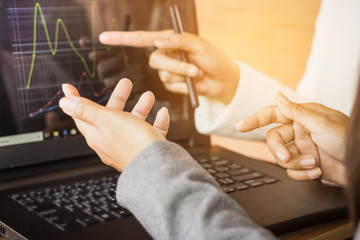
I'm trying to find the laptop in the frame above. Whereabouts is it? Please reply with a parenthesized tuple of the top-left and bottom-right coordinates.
(0, 0, 347, 239)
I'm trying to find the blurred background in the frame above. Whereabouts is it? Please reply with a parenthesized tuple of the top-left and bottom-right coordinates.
(195, 0, 322, 161)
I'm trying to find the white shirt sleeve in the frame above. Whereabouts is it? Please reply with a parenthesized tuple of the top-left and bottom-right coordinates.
(194, 61, 311, 140)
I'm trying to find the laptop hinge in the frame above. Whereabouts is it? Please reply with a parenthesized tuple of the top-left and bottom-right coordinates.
(0, 221, 28, 240)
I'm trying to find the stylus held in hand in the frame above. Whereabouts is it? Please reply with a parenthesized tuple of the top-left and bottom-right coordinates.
(169, 4, 199, 109)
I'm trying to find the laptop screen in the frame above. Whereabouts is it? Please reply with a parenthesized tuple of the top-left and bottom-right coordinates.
(0, 0, 198, 170)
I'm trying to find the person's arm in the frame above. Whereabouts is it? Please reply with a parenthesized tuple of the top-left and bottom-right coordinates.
(117, 141, 276, 240)
(194, 61, 308, 140)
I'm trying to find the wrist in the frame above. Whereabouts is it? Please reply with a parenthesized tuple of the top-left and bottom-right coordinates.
(218, 61, 240, 105)
(121, 138, 167, 170)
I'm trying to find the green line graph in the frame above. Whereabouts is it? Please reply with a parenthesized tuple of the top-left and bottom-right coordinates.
(26, 1, 127, 89)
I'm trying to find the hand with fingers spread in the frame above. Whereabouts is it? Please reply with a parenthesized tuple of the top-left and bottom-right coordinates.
(236, 92, 349, 186)
(59, 78, 170, 172)
(99, 30, 240, 104)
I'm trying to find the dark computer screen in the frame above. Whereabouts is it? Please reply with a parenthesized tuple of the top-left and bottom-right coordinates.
(0, 0, 198, 169)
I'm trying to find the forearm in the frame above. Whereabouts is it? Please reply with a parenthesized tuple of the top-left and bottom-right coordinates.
(116, 141, 276, 240)
(195, 61, 310, 140)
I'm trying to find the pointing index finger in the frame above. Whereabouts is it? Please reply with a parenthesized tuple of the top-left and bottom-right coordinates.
(99, 30, 173, 47)
(236, 105, 291, 132)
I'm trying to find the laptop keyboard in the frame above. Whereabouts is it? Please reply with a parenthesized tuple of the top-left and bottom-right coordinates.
(11, 175, 131, 231)
(10, 155, 278, 232)
(194, 155, 279, 193)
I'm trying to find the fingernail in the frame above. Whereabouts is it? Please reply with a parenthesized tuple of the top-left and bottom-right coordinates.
(300, 157, 315, 169)
(235, 121, 244, 131)
(275, 150, 286, 162)
(187, 67, 198, 77)
(59, 97, 77, 115)
(307, 168, 321, 179)
(62, 84, 72, 96)
(276, 92, 290, 106)
(99, 33, 109, 43)
(161, 107, 169, 113)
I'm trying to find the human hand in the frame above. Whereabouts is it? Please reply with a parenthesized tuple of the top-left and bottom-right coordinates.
(236, 92, 349, 186)
(99, 30, 240, 104)
(59, 78, 170, 172)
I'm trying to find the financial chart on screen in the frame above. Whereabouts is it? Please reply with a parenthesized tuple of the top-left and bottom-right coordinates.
(7, 0, 130, 120)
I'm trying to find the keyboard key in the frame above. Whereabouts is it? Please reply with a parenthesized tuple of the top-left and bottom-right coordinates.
(108, 203, 121, 210)
(94, 211, 116, 222)
(229, 168, 252, 176)
(210, 156, 221, 161)
(50, 211, 76, 224)
(76, 216, 100, 226)
(245, 180, 264, 187)
(214, 166, 229, 172)
(198, 158, 209, 163)
(217, 178, 235, 185)
(232, 172, 264, 182)
(214, 173, 230, 179)
(213, 159, 231, 166)
(263, 178, 278, 184)
(39, 208, 58, 216)
(228, 163, 242, 170)
(222, 187, 235, 193)
(207, 168, 217, 175)
(31, 202, 57, 212)
(234, 183, 249, 191)
(44, 208, 70, 219)
(201, 163, 213, 169)
(111, 208, 132, 217)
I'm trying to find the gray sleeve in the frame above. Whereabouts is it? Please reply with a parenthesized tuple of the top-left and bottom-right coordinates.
(116, 141, 277, 240)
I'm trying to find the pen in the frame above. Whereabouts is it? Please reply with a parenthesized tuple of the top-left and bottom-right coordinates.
(169, 3, 199, 109)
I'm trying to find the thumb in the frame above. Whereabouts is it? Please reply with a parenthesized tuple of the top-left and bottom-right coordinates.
(62, 83, 80, 97)
(59, 95, 105, 126)
(275, 92, 328, 133)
